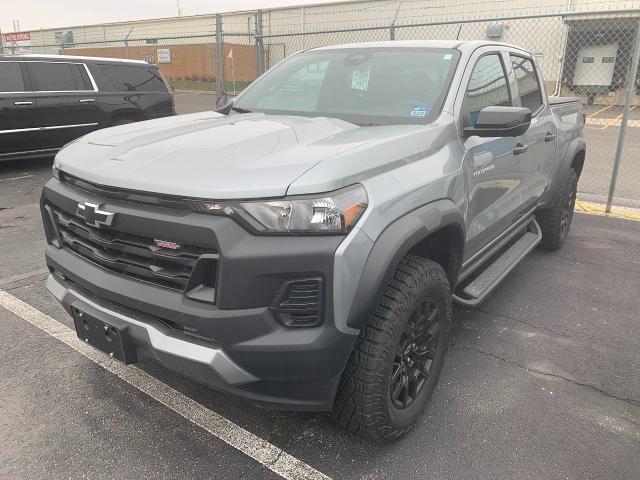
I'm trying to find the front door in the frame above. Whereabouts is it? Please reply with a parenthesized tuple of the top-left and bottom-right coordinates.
(26, 61, 102, 149)
(0, 61, 39, 156)
(458, 51, 522, 261)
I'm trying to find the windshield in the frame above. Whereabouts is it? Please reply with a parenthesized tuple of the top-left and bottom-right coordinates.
(234, 47, 460, 126)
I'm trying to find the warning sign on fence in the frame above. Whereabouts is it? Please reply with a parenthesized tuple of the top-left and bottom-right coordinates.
(3, 32, 32, 55)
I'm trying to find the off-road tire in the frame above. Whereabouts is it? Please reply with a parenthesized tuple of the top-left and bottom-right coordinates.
(536, 167, 578, 251)
(332, 255, 452, 441)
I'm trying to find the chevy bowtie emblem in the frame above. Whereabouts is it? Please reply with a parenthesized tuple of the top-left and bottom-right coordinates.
(76, 202, 115, 228)
(154, 239, 181, 250)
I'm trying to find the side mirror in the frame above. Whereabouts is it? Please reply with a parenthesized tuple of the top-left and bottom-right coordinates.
(463, 106, 532, 138)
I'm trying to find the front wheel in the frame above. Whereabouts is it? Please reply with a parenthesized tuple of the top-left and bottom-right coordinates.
(332, 255, 451, 441)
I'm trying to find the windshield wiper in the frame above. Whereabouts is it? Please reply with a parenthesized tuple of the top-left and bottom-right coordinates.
(231, 106, 252, 113)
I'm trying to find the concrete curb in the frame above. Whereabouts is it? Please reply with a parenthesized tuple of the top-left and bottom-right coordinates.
(575, 198, 640, 221)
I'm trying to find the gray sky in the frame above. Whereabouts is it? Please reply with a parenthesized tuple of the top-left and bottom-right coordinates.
(1, 0, 344, 33)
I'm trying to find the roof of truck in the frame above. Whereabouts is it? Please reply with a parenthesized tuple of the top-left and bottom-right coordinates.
(309, 40, 528, 54)
(0, 54, 148, 64)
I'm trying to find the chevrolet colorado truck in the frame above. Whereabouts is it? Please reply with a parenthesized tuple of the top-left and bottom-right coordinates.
(40, 41, 585, 441)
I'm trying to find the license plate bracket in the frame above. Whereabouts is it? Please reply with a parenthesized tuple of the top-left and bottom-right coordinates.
(71, 303, 138, 364)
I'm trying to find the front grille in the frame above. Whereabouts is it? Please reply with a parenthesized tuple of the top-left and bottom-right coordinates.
(60, 172, 190, 211)
(51, 206, 216, 291)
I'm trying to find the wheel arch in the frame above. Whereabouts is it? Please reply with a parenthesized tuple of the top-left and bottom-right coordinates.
(540, 138, 586, 209)
(345, 199, 465, 331)
(571, 148, 586, 178)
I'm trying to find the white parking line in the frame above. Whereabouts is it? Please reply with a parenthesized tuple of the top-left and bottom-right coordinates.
(0, 174, 33, 182)
(0, 290, 332, 480)
(0, 268, 49, 288)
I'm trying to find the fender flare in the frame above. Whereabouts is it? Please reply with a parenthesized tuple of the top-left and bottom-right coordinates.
(540, 137, 586, 209)
(345, 199, 465, 330)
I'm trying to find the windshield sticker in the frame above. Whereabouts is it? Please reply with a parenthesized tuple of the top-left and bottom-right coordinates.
(443, 53, 453, 61)
(351, 65, 371, 91)
(410, 106, 429, 117)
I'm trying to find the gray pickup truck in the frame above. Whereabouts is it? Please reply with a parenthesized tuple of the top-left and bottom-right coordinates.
(40, 40, 585, 441)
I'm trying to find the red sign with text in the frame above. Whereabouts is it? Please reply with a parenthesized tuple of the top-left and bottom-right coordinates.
(4, 32, 31, 43)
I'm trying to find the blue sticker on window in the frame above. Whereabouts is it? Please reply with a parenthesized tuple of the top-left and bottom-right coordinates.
(410, 105, 429, 117)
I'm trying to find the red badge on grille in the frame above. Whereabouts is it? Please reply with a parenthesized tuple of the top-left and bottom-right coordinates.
(154, 239, 181, 250)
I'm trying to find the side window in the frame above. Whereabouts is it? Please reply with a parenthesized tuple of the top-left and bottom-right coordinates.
(464, 54, 511, 126)
(98, 64, 166, 92)
(30, 62, 90, 91)
(0, 62, 26, 92)
(510, 55, 543, 113)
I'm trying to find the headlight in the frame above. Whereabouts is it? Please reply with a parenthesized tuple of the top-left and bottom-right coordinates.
(189, 184, 368, 235)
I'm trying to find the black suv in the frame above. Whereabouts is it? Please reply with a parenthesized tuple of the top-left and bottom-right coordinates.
(0, 54, 176, 161)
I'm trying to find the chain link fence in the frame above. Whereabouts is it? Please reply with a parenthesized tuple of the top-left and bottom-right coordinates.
(2, 3, 640, 209)
(257, 10, 640, 210)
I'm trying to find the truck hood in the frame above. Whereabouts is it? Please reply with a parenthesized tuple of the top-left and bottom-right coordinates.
(55, 111, 438, 199)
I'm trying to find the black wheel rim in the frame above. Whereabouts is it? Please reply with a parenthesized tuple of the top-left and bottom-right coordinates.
(560, 184, 576, 239)
(390, 299, 441, 410)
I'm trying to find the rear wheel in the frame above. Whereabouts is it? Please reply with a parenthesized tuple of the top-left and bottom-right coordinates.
(536, 168, 578, 251)
(332, 255, 451, 441)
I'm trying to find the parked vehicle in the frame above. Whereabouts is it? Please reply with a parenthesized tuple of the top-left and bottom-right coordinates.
(0, 54, 175, 161)
(40, 41, 585, 441)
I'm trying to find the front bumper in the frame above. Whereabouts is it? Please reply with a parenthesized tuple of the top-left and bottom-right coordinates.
(41, 178, 361, 411)
(47, 274, 257, 385)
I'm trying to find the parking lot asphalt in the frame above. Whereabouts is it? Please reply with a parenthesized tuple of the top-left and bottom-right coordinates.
(174, 91, 219, 115)
(1, 157, 639, 480)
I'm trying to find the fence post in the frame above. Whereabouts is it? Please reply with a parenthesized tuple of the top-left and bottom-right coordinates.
(215, 14, 224, 103)
(606, 19, 640, 212)
(124, 27, 134, 59)
(389, 1, 403, 40)
(255, 10, 265, 77)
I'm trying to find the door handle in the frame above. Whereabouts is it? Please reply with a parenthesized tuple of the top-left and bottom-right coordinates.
(79, 98, 95, 103)
(14, 101, 33, 106)
(513, 144, 528, 155)
(544, 132, 556, 142)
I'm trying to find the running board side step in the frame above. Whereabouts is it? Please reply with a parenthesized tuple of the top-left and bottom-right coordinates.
(453, 219, 542, 306)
